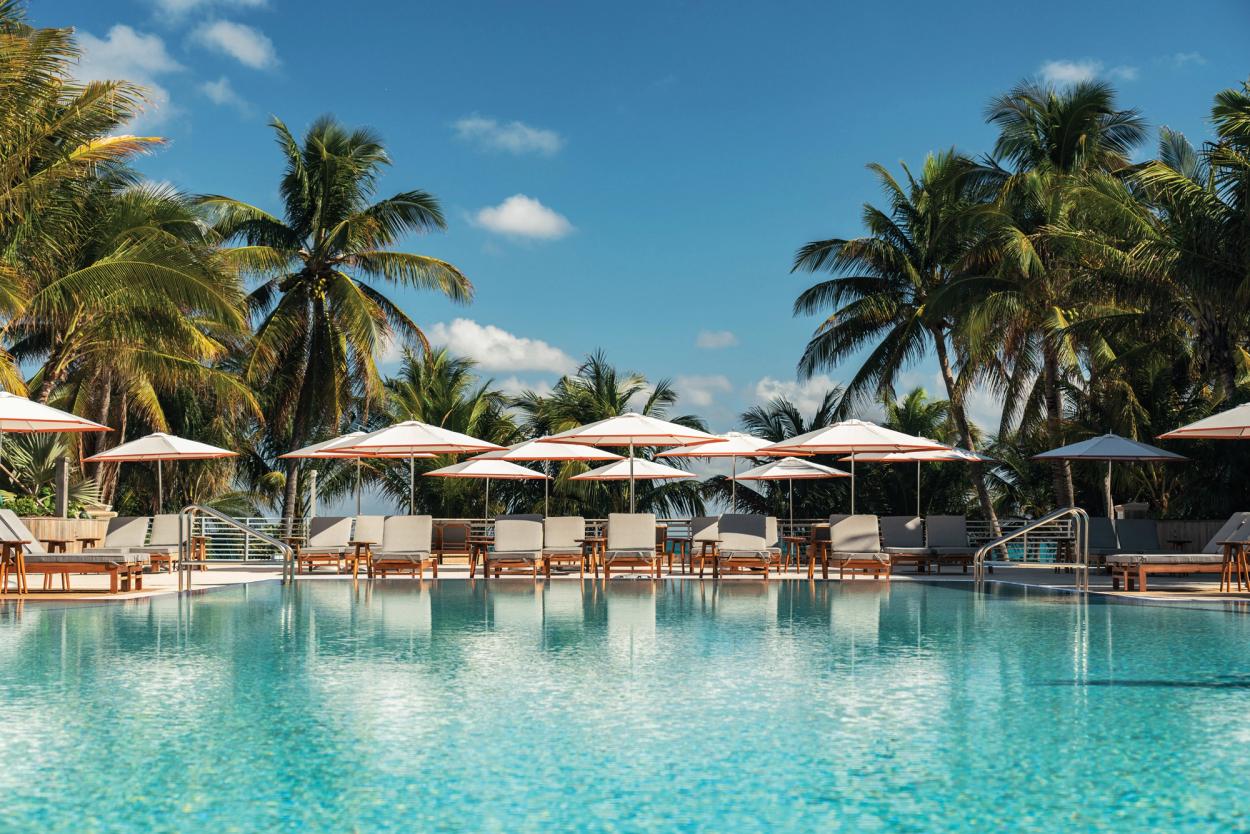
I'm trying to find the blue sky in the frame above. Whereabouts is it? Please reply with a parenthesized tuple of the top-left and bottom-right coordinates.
(39, 0, 1250, 434)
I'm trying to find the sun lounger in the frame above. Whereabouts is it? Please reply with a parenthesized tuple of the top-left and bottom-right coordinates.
(926, 515, 976, 573)
(688, 516, 719, 575)
(1086, 517, 1120, 565)
(713, 514, 777, 578)
(603, 513, 662, 579)
(825, 514, 890, 580)
(85, 514, 185, 572)
(542, 516, 587, 577)
(1108, 512, 1250, 592)
(294, 516, 353, 573)
(435, 521, 471, 564)
(370, 515, 436, 579)
(484, 515, 545, 578)
(0, 510, 146, 594)
(1114, 519, 1160, 553)
(881, 516, 927, 572)
(342, 515, 384, 577)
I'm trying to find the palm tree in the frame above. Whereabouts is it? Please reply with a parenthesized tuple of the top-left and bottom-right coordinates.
(791, 149, 1002, 529)
(972, 79, 1147, 508)
(514, 352, 708, 516)
(202, 115, 472, 525)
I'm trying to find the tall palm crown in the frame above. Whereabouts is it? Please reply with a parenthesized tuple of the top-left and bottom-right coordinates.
(202, 116, 471, 519)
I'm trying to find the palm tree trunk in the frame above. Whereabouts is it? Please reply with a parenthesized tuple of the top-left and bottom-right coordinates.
(1042, 343, 1075, 508)
(931, 330, 1001, 538)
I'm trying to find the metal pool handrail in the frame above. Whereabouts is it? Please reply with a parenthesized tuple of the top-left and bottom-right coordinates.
(973, 506, 1090, 591)
(178, 505, 296, 590)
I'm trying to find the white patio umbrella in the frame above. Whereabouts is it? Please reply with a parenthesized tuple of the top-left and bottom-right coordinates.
(280, 432, 434, 514)
(731, 457, 849, 526)
(762, 420, 945, 513)
(544, 412, 717, 511)
(85, 432, 237, 512)
(336, 421, 505, 513)
(570, 458, 697, 482)
(845, 443, 994, 517)
(471, 439, 622, 514)
(1033, 433, 1187, 518)
(658, 431, 787, 511)
(1159, 404, 1250, 440)
(0, 390, 109, 461)
(425, 458, 548, 519)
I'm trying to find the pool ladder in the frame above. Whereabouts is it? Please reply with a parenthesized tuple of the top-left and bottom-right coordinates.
(177, 505, 297, 591)
(973, 507, 1091, 592)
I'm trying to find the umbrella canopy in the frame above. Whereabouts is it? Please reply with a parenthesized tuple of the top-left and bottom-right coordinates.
(659, 431, 787, 511)
(1159, 404, 1250, 440)
(842, 441, 991, 517)
(1033, 433, 1187, 518)
(730, 456, 849, 526)
(570, 458, 696, 481)
(761, 420, 945, 512)
(0, 391, 110, 433)
(426, 459, 548, 519)
(471, 438, 622, 514)
(336, 421, 505, 513)
(280, 432, 433, 514)
(85, 432, 237, 512)
(544, 412, 717, 511)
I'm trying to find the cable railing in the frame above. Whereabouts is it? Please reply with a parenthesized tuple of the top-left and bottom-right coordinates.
(972, 507, 1090, 590)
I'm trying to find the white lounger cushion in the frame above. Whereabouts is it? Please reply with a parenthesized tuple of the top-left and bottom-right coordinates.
(491, 516, 543, 559)
(718, 514, 771, 559)
(103, 516, 151, 549)
(881, 516, 925, 552)
(926, 516, 972, 552)
(830, 515, 883, 556)
(352, 515, 385, 546)
(543, 516, 585, 553)
(605, 513, 657, 559)
(0, 509, 46, 555)
(302, 516, 353, 554)
(1107, 553, 1224, 566)
(377, 516, 432, 555)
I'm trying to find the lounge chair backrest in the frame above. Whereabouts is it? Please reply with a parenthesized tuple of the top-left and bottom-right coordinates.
(830, 515, 880, 552)
(495, 516, 543, 552)
(926, 515, 968, 548)
(881, 516, 923, 548)
(718, 514, 767, 550)
(502, 513, 542, 522)
(1087, 517, 1119, 551)
(690, 517, 719, 543)
(439, 523, 469, 547)
(352, 515, 385, 545)
(1201, 512, 1250, 553)
(147, 514, 186, 546)
(307, 516, 352, 548)
(766, 516, 779, 548)
(607, 513, 655, 550)
(381, 515, 432, 552)
(1114, 519, 1159, 553)
(543, 516, 585, 549)
(105, 516, 150, 548)
(0, 509, 45, 554)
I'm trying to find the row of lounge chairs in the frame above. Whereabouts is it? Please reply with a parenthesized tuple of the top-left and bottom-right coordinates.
(0, 512, 203, 594)
(1100, 513, 1250, 592)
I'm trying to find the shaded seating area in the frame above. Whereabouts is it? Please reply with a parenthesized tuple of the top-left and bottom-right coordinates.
(925, 515, 976, 573)
(483, 516, 544, 578)
(824, 514, 890, 581)
(294, 516, 353, 573)
(1108, 512, 1250, 592)
(881, 515, 927, 572)
(0, 511, 147, 594)
(713, 514, 778, 578)
(602, 513, 663, 579)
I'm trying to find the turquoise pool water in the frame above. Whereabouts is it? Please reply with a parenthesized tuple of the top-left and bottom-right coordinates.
(1, 580, 1249, 832)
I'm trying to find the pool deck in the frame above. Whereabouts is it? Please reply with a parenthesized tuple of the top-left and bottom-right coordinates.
(3, 560, 1250, 606)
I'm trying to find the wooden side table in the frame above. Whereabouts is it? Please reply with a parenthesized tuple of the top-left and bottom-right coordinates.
(346, 539, 375, 579)
(0, 539, 29, 594)
(468, 536, 494, 579)
(576, 537, 606, 578)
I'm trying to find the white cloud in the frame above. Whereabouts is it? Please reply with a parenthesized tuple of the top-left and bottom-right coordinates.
(695, 330, 738, 350)
(453, 115, 563, 155)
(427, 318, 577, 374)
(199, 76, 247, 111)
(473, 194, 574, 240)
(1039, 59, 1137, 85)
(753, 375, 840, 417)
(1167, 51, 1206, 68)
(76, 25, 184, 128)
(150, 0, 266, 18)
(675, 375, 732, 408)
(497, 376, 555, 398)
(193, 20, 278, 69)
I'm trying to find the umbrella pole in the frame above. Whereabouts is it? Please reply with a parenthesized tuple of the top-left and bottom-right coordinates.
(157, 460, 163, 514)
(629, 441, 635, 513)
(544, 466, 549, 516)
(409, 455, 415, 515)
(731, 456, 737, 511)
(485, 477, 491, 521)
(850, 453, 856, 514)
(916, 460, 921, 518)
(1105, 460, 1114, 519)
(788, 477, 794, 528)
(355, 458, 362, 515)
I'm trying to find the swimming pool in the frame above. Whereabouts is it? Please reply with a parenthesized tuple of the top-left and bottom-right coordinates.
(1, 579, 1247, 832)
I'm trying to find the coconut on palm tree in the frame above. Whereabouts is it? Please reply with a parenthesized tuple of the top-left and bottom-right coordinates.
(202, 116, 472, 525)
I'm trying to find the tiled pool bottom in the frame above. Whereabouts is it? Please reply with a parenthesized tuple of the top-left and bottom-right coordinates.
(1, 579, 1248, 832)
